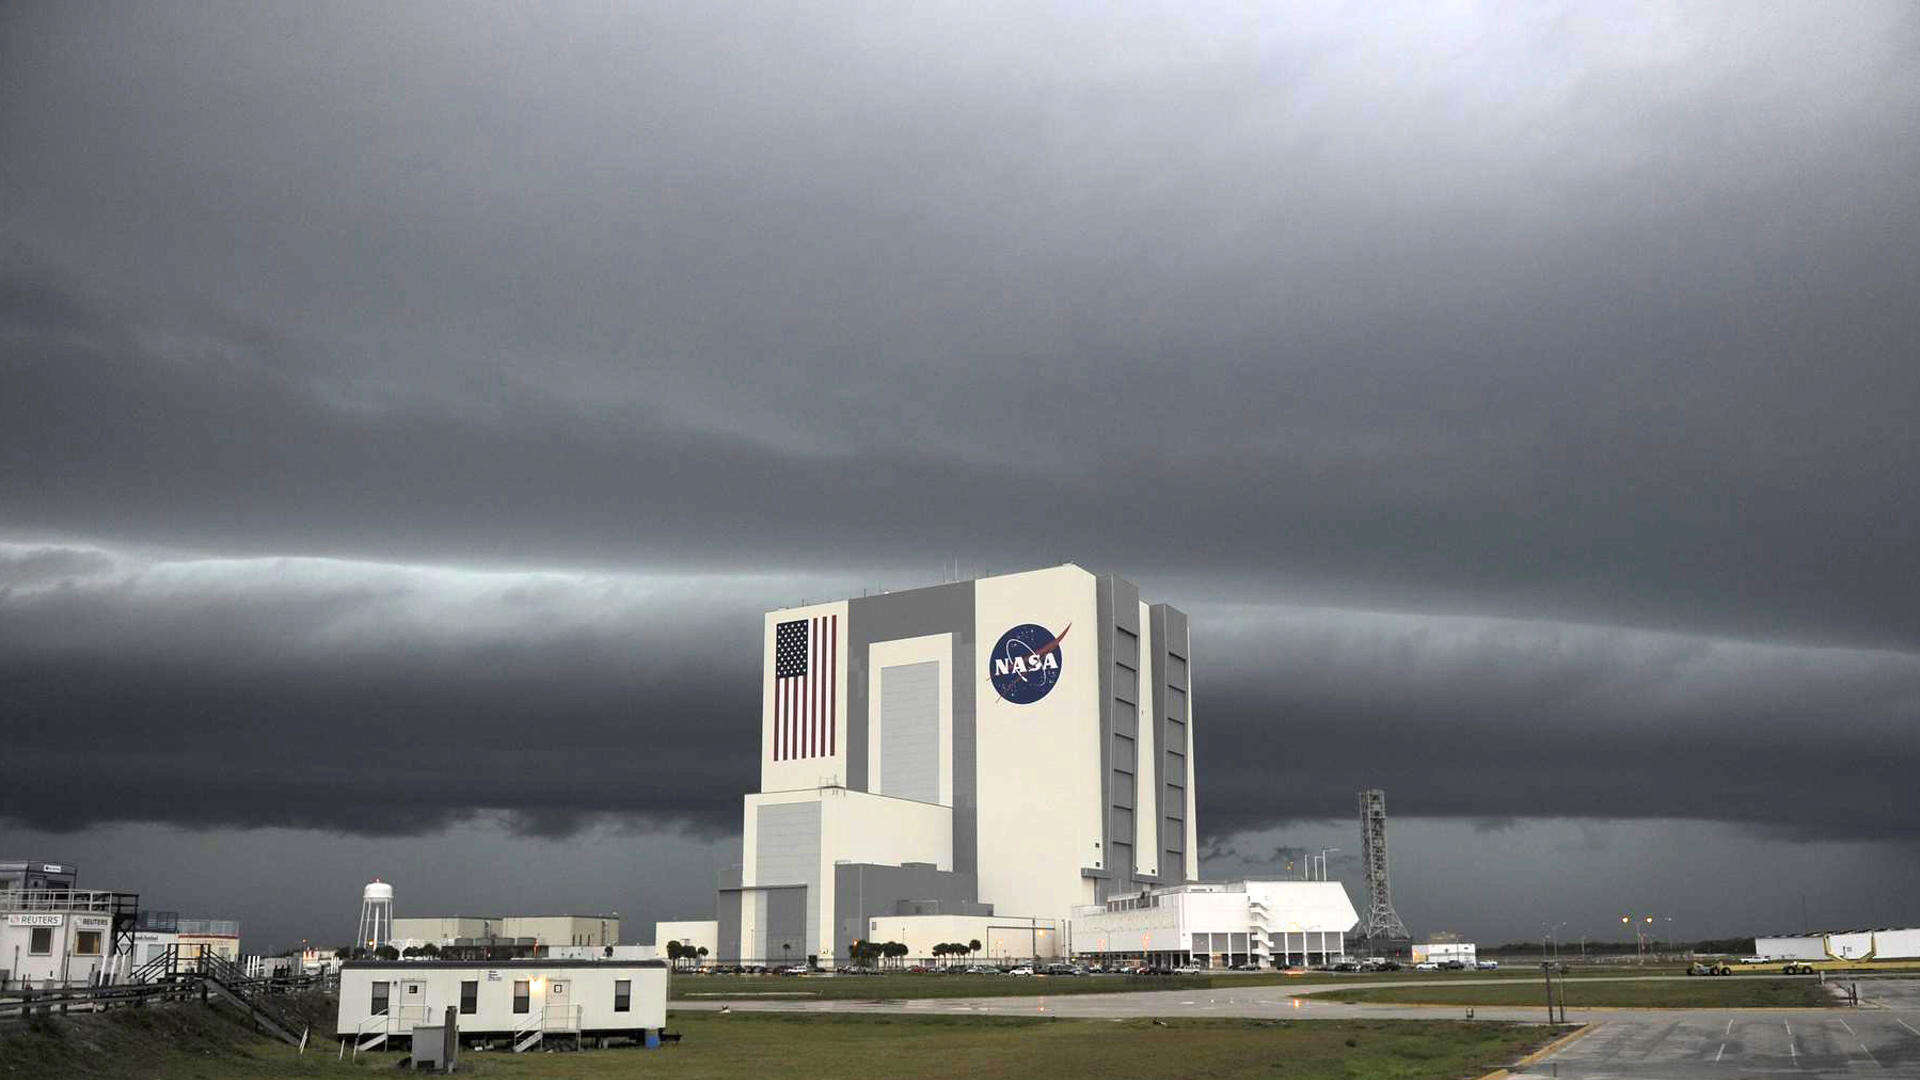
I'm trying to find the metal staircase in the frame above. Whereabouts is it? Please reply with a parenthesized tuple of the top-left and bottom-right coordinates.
(126, 945, 306, 1047)
(513, 1004, 581, 1053)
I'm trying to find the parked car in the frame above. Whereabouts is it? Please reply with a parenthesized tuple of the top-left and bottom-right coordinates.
(1231, 962, 1262, 971)
(1739, 956, 1769, 964)
(1783, 961, 1817, 975)
(1439, 960, 1467, 970)
(1413, 961, 1439, 971)
(1172, 964, 1203, 975)
(1005, 966, 1034, 976)
(1476, 960, 1500, 970)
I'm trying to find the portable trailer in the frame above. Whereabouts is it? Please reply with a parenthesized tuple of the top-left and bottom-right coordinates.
(336, 958, 667, 1055)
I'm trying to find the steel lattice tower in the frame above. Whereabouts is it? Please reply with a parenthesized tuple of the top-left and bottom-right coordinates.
(1358, 789, 1410, 941)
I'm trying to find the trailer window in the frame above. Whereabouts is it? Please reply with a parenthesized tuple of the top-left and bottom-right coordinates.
(614, 979, 631, 1012)
(460, 980, 478, 1014)
(29, 928, 53, 955)
(370, 981, 390, 1016)
(512, 980, 530, 1014)
(75, 931, 102, 955)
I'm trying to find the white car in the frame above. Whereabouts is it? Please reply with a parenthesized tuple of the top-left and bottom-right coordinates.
(1739, 956, 1769, 964)
(1476, 960, 1499, 970)
(1005, 966, 1034, 976)
(1414, 961, 1440, 971)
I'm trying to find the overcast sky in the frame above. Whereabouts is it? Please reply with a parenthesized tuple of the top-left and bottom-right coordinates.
(4, 1, 1917, 950)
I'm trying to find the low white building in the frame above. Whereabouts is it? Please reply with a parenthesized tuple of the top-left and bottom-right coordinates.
(1755, 929, 1920, 962)
(652, 920, 719, 962)
(545, 945, 656, 962)
(392, 914, 621, 952)
(864, 914, 1064, 963)
(1071, 881, 1358, 968)
(337, 959, 667, 1050)
(1, 888, 133, 989)
(1412, 942, 1477, 966)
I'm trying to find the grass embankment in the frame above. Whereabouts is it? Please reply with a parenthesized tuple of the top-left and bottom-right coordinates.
(2, 1005, 1566, 1080)
(1318, 979, 1832, 1008)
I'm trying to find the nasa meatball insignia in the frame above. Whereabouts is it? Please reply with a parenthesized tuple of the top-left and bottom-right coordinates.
(989, 623, 1069, 704)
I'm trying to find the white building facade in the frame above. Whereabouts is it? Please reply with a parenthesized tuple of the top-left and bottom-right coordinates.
(337, 959, 667, 1045)
(1755, 929, 1920, 961)
(716, 565, 1197, 964)
(1070, 881, 1358, 969)
(1, 889, 134, 989)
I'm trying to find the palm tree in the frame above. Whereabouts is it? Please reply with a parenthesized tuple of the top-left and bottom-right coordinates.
(968, 939, 982, 965)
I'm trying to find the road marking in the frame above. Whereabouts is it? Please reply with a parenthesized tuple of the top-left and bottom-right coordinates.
(1897, 1018, 1920, 1038)
(1715, 1042, 1726, 1062)
(1840, 1018, 1855, 1036)
(1725, 1018, 1735, 1036)
(1785, 1021, 1796, 1061)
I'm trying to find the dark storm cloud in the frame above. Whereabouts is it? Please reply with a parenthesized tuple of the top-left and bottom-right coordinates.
(4, 544, 1916, 844)
(3, 0, 1920, 860)
(1192, 606, 1920, 841)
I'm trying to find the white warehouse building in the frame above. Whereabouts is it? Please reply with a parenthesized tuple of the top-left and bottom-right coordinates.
(1755, 929, 1920, 962)
(713, 564, 1199, 964)
(1071, 881, 1358, 968)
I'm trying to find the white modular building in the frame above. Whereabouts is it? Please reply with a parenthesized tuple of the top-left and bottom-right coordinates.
(715, 564, 1198, 964)
(1, 887, 136, 989)
(1070, 881, 1358, 968)
(1755, 929, 1920, 961)
(337, 960, 667, 1049)
(1411, 942, 1477, 965)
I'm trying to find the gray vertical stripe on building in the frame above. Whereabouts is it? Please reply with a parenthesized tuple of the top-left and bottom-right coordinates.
(754, 801, 822, 949)
(1096, 573, 1142, 901)
(1149, 602, 1191, 881)
(879, 660, 940, 803)
(847, 581, 977, 876)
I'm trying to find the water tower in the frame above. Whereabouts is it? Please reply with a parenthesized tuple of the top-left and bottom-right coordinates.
(358, 880, 394, 950)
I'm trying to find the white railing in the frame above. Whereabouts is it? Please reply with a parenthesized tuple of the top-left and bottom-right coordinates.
(513, 1009, 545, 1053)
(0, 889, 125, 912)
(349, 1004, 432, 1058)
(543, 1003, 582, 1032)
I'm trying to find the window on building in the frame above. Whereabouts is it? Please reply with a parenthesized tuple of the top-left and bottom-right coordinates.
(75, 931, 102, 955)
(459, 980, 477, 1014)
(614, 979, 631, 1012)
(370, 982, 390, 1016)
(29, 927, 53, 954)
(512, 980, 530, 1014)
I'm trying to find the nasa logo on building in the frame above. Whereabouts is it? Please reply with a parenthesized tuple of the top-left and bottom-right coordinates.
(988, 623, 1069, 704)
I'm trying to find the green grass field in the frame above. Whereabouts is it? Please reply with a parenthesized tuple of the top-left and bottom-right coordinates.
(1317, 978, 1832, 1008)
(668, 965, 1693, 1001)
(1, 1007, 1565, 1080)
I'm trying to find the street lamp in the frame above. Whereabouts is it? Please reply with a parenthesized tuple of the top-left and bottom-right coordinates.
(1315, 848, 1340, 881)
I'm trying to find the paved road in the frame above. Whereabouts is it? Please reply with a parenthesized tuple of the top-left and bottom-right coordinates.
(677, 976, 1920, 1077)
(1511, 1009, 1920, 1078)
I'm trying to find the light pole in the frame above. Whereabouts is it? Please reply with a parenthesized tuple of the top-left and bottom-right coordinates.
(1542, 922, 1566, 961)
(1315, 848, 1340, 881)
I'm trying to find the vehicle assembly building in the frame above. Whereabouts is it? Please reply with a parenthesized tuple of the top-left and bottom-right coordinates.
(713, 564, 1198, 963)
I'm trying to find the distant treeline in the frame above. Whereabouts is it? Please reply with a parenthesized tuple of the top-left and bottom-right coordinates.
(1484, 937, 1754, 955)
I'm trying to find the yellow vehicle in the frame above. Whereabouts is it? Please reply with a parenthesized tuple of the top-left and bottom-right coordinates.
(1687, 961, 1733, 976)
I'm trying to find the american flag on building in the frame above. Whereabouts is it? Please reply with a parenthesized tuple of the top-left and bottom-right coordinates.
(773, 615, 837, 761)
